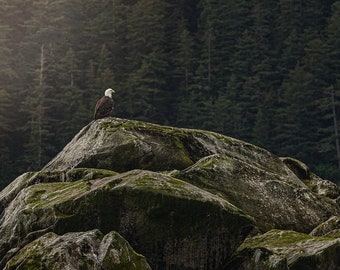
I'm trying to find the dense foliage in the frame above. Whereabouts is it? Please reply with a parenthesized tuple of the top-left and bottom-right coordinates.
(0, 0, 339, 188)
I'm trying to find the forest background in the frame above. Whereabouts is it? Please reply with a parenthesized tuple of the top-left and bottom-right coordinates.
(0, 0, 339, 189)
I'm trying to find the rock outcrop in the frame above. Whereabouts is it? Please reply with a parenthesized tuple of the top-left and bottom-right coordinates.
(4, 230, 151, 270)
(227, 229, 340, 270)
(0, 117, 339, 269)
(0, 169, 253, 269)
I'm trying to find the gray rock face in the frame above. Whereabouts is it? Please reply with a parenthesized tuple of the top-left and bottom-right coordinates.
(4, 229, 151, 270)
(43, 118, 200, 172)
(0, 169, 253, 269)
(43, 118, 290, 176)
(310, 216, 340, 238)
(43, 118, 339, 232)
(0, 168, 117, 213)
(0, 117, 339, 269)
(173, 154, 338, 232)
(281, 157, 340, 199)
(227, 229, 340, 270)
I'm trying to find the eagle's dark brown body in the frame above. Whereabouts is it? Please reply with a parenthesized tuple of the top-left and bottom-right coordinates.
(94, 96, 114, 120)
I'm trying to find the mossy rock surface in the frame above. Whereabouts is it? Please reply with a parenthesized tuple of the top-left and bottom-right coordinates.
(1, 117, 339, 269)
(227, 229, 340, 270)
(0, 170, 253, 270)
(0, 168, 117, 215)
(4, 229, 151, 270)
(43, 118, 286, 174)
(43, 118, 200, 172)
(40, 118, 340, 232)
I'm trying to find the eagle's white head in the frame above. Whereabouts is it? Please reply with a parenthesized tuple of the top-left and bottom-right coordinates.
(104, 88, 115, 98)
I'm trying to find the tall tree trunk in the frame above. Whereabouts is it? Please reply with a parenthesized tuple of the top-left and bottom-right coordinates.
(331, 88, 340, 169)
(39, 44, 44, 87)
(37, 43, 45, 167)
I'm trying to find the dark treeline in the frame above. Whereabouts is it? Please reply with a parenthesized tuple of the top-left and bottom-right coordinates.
(0, 0, 339, 188)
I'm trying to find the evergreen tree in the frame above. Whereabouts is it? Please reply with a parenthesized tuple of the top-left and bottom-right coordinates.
(317, 86, 340, 178)
(315, 2, 340, 179)
(326, 1, 340, 95)
(173, 19, 197, 94)
(0, 89, 12, 188)
(225, 29, 260, 140)
(122, 0, 170, 123)
(276, 61, 323, 164)
(171, 5, 200, 125)
(197, 0, 252, 96)
(21, 44, 51, 170)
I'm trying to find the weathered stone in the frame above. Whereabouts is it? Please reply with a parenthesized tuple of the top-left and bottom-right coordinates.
(0, 170, 253, 270)
(0, 168, 117, 214)
(227, 229, 340, 270)
(1, 117, 339, 269)
(43, 118, 200, 172)
(40, 118, 340, 232)
(310, 216, 340, 238)
(0, 172, 36, 214)
(308, 173, 340, 199)
(43, 118, 290, 177)
(173, 154, 339, 232)
(281, 157, 340, 199)
(4, 229, 151, 270)
(280, 157, 311, 180)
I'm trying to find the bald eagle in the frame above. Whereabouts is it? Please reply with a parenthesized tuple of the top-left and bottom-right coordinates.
(94, 88, 115, 120)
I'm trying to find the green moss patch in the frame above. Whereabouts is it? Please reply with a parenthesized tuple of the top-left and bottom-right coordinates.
(228, 229, 340, 270)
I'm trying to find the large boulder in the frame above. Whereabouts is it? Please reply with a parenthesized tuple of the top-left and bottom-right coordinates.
(41, 118, 339, 232)
(0, 117, 339, 269)
(310, 216, 340, 238)
(227, 229, 340, 270)
(4, 229, 151, 270)
(0, 169, 253, 269)
(43, 118, 294, 178)
(172, 154, 338, 232)
(0, 168, 117, 213)
(281, 157, 340, 199)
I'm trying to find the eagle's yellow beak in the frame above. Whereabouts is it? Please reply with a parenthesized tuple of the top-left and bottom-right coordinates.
(111, 89, 116, 93)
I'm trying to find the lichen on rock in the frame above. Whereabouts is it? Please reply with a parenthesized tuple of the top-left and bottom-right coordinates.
(281, 157, 340, 200)
(227, 229, 340, 270)
(173, 154, 339, 232)
(4, 229, 151, 270)
(310, 216, 340, 238)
